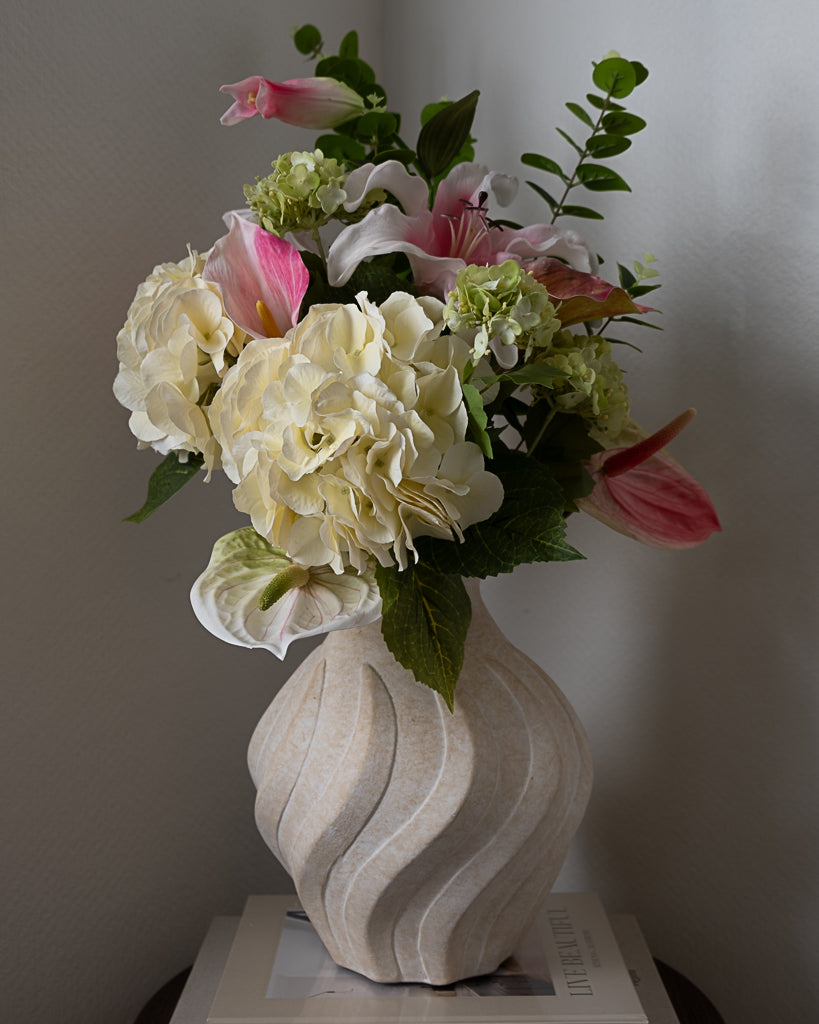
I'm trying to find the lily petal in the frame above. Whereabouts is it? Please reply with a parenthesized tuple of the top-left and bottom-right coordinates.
(203, 212, 309, 338)
(342, 160, 430, 215)
(576, 410, 721, 548)
(190, 527, 382, 658)
(220, 76, 366, 129)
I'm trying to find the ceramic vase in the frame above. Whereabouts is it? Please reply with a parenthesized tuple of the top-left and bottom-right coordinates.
(248, 581, 593, 985)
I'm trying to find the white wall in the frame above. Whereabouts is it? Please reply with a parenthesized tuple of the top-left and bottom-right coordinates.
(3, 1, 817, 1022)
(384, 3, 819, 1022)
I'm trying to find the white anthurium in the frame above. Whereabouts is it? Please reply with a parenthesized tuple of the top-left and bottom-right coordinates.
(190, 527, 382, 658)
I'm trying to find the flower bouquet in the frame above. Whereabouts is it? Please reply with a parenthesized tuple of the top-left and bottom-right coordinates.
(114, 25, 720, 709)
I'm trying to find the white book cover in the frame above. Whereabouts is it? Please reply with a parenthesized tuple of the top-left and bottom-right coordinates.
(206, 893, 648, 1024)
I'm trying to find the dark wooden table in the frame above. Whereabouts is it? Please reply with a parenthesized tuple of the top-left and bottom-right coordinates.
(133, 958, 725, 1024)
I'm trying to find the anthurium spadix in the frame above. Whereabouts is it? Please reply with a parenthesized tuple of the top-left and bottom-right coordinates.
(576, 409, 721, 548)
(203, 212, 309, 339)
(190, 528, 382, 658)
(219, 76, 367, 128)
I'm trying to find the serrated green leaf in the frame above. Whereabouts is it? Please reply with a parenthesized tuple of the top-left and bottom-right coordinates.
(555, 127, 584, 156)
(293, 24, 322, 56)
(565, 101, 594, 128)
(601, 111, 647, 136)
(376, 563, 470, 710)
(338, 30, 358, 59)
(559, 204, 605, 220)
(585, 133, 632, 158)
(521, 152, 568, 181)
(576, 163, 631, 192)
(417, 90, 479, 179)
(123, 452, 203, 523)
(414, 445, 583, 579)
(593, 57, 637, 98)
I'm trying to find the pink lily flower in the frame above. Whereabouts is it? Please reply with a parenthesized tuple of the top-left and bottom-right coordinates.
(327, 161, 596, 299)
(219, 76, 366, 128)
(576, 409, 721, 548)
(202, 212, 309, 339)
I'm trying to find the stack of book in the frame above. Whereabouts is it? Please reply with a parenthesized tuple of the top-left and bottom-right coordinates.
(169, 892, 680, 1024)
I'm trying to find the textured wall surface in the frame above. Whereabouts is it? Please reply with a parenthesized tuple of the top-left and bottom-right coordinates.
(2, 2, 817, 1023)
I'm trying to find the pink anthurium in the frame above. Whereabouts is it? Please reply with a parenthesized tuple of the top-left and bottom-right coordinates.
(219, 76, 366, 128)
(327, 161, 596, 299)
(202, 212, 309, 339)
(576, 409, 721, 548)
(529, 257, 655, 327)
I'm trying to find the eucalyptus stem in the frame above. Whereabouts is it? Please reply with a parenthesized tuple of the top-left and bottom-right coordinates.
(525, 405, 558, 456)
(550, 93, 615, 224)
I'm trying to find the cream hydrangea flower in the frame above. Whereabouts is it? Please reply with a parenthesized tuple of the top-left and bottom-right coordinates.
(113, 249, 250, 471)
(208, 292, 504, 573)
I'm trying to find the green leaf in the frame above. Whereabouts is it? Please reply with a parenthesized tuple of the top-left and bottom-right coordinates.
(123, 452, 203, 523)
(521, 152, 568, 182)
(592, 57, 638, 98)
(587, 92, 625, 112)
(338, 30, 358, 59)
(565, 101, 594, 128)
(372, 147, 416, 166)
(414, 445, 583, 579)
(417, 90, 480, 179)
(585, 133, 632, 158)
(617, 262, 637, 289)
(601, 111, 647, 136)
(376, 563, 471, 710)
(524, 411, 602, 506)
(314, 133, 367, 164)
(631, 61, 649, 86)
(476, 363, 568, 389)
(462, 382, 493, 458)
(315, 56, 375, 95)
(293, 24, 322, 56)
(355, 110, 398, 140)
(558, 204, 605, 220)
(576, 163, 631, 192)
(555, 127, 584, 157)
(525, 180, 558, 210)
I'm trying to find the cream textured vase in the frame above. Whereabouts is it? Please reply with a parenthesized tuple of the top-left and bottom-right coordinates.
(248, 581, 593, 985)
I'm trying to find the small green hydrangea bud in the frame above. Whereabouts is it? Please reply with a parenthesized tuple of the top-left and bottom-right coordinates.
(444, 260, 561, 363)
(244, 150, 349, 235)
(541, 331, 630, 435)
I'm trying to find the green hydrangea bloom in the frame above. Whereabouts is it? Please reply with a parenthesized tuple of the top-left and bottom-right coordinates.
(244, 150, 349, 235)
(541, 331, 630, 436)
(444, 260, 561, 362)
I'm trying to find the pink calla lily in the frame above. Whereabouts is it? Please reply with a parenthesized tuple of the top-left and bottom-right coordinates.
(576, 409, 721, 548)
(202, 213, 309, 339)
(529, 257, 656, 327)
(219, 76, 366, 128)
(327, 161, 596, 299)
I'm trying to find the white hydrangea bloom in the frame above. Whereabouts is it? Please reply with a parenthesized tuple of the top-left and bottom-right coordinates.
(208, 292, 504, 573)
(113, 249, 249, 471)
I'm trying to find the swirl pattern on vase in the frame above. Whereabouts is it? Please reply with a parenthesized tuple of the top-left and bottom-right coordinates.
(248, 586, 593, 985)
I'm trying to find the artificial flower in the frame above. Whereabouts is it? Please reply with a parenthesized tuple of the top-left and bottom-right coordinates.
(113, 249, 249, 470)
(207, 292, 504, 574)
(327, 161, 596, 299)
(190, 527, 382, 657)
(202, 212, 309, 339)
(244, 149, 349, 235)
(576, 409, 722, 547)
(529, 257, 655, 327)
(219, 75, 367, 129)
